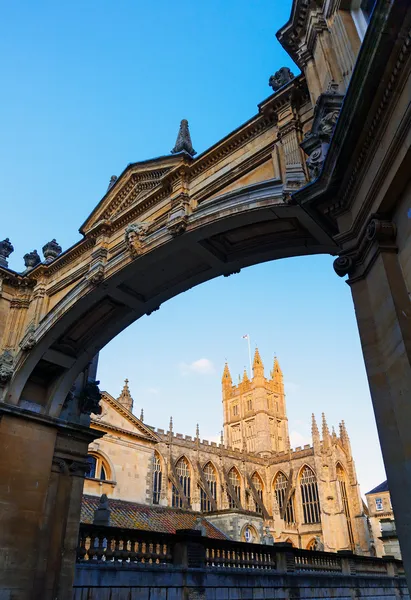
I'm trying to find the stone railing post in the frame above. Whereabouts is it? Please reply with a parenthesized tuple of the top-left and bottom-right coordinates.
(174, 529, 206, 569)
(338, 550, 355, 576)
(274, 543, 295, 574)
(384, 558, 398, 577)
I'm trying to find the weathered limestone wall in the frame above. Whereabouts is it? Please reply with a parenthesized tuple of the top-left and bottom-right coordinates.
(73, 564, 409, 600)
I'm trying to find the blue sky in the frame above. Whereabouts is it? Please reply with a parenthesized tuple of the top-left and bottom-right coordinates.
(1, 1, 385, 495)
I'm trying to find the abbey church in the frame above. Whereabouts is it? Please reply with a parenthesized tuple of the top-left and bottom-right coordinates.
(84, 350, 371, 554)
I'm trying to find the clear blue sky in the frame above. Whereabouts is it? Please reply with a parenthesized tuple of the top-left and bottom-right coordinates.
(1, 1, 385, 496)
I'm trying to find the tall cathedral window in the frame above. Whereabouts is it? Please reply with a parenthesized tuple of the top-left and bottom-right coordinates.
(251, 472, 264, 514)
(274, 472, 295, 524)
(228, 467, 241, 508)
(300, 466, 321, 524)
(337, 464, 355, 550)
(201, 462, 217, 512)
(172, 457, 191, 508)
(153, 452, 162, 505)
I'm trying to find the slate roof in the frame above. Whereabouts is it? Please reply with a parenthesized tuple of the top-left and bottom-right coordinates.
(81, 495, 228, 540)
(366, 480, 389, 495)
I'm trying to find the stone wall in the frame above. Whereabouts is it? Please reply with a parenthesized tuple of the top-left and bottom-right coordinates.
(74, 564, 409, 600)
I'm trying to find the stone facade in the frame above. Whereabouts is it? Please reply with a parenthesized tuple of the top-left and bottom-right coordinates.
(366, 481, 401, 560)
(84, 350, 371, 554)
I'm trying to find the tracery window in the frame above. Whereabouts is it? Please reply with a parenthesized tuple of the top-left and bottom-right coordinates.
(337, 464, 355, 550)
(300, 466, 321, 524)
(86, 454, 108, 481)
(172, 457, 191, 508)
(233, 404, 239, 417)
(307, 538, 317, 551)
(153, 452, 162, 505)
(274, 472, 295, 524)
(201, 462, 217, 512)
(252, 472, 263, 514)
(228, 467, 241, 508)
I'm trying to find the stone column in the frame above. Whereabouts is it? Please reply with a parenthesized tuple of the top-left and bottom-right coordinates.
(0, 403, 103, 600)
(334, 219, 411, 587)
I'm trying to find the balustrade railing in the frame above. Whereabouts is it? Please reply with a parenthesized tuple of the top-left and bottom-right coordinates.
(205, 538, 276, 570)
(76, 524, 402, 579)
(77, 524, 174, 565)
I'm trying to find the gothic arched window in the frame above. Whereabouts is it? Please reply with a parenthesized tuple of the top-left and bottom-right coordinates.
(337, 464, 355, 549)
(172, 457, 191, 508)
(86, 454, 109, 481)
(274, 472, 295, 524)
(153, 452, 162, 505)
(300, 466, 321, 524)
(251, 472, 263, 514)
(228, 468, 241, 508)
(201, 462, 217, 512)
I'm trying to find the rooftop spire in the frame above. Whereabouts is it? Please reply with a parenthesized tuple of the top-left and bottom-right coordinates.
(169, 416, 173, 433)
(311, 413, 319, 439)
(117, 378, 133, 412)
(222, 362, 232, 386)
(171, 119, 196, 156)
(140, 408, 144, 422)
(242, 367, 249, 383)
(252, 347, 264, 378)
(339, 420, 352, 456)
(196, 423, 200, 439)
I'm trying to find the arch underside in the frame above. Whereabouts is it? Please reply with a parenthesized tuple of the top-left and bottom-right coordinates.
(9, 181, 337, 417)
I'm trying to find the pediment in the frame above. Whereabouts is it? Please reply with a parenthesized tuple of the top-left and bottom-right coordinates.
(80, 154, 187, 235)
(91, 391, 159, 442)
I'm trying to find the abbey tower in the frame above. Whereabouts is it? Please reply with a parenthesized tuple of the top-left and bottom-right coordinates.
(222, 349, 288, 455)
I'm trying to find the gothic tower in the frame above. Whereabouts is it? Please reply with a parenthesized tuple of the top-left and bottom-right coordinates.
(222, 350, 289, 455)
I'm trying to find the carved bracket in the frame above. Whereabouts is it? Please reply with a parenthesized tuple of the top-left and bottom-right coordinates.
(19, 323, 37, 351)
(167, 193, 190, 237)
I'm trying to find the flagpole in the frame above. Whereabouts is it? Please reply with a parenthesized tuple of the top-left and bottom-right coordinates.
(247, 335, 252, 378)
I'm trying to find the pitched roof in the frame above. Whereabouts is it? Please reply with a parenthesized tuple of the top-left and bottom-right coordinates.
(366, 480, 389, 495)
(81, 495, 228, 540)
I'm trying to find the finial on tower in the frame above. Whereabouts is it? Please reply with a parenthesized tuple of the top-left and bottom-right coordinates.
(322, 413, 330, 448)
(242, 368, 249, 383)
(222, 362, 232, 386)
(140, 408, 144, 422)
(311, 413, 319, 438)
(169, 416, 173, 433)
(196, 423, 200, 439)
(220, 430, 224, 446)
(171, 119, 196, 156)
(252, 347, 264, 378)
(117, 378, 133, 412)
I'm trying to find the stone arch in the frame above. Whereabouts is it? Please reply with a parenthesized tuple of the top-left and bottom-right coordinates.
(306, 538, 317, 551)
(3, 179, 335, 418)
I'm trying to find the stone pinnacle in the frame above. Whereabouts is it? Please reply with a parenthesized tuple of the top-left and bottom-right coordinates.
(171, 119, 196, 156)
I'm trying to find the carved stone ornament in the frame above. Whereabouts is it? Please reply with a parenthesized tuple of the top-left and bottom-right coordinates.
(313, 536, 324, 551)
(333, 256, 354, 278)
(42, 239, 62, 264)
(306, 145, 326, 180)
(318, 110, 340, 138)
(23, 250, 41, 270)
(268, 67, 295, 91)
(19, 323, 36, 351)
(0, 350, 13, 385)
(78, 380, 102, 415)
(300, 88, 344, 181)
(0, 238, 14, 268)
(107, 175, 117, 191)
(125, 222, 148, 257)
(87, 264, 105, 285)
